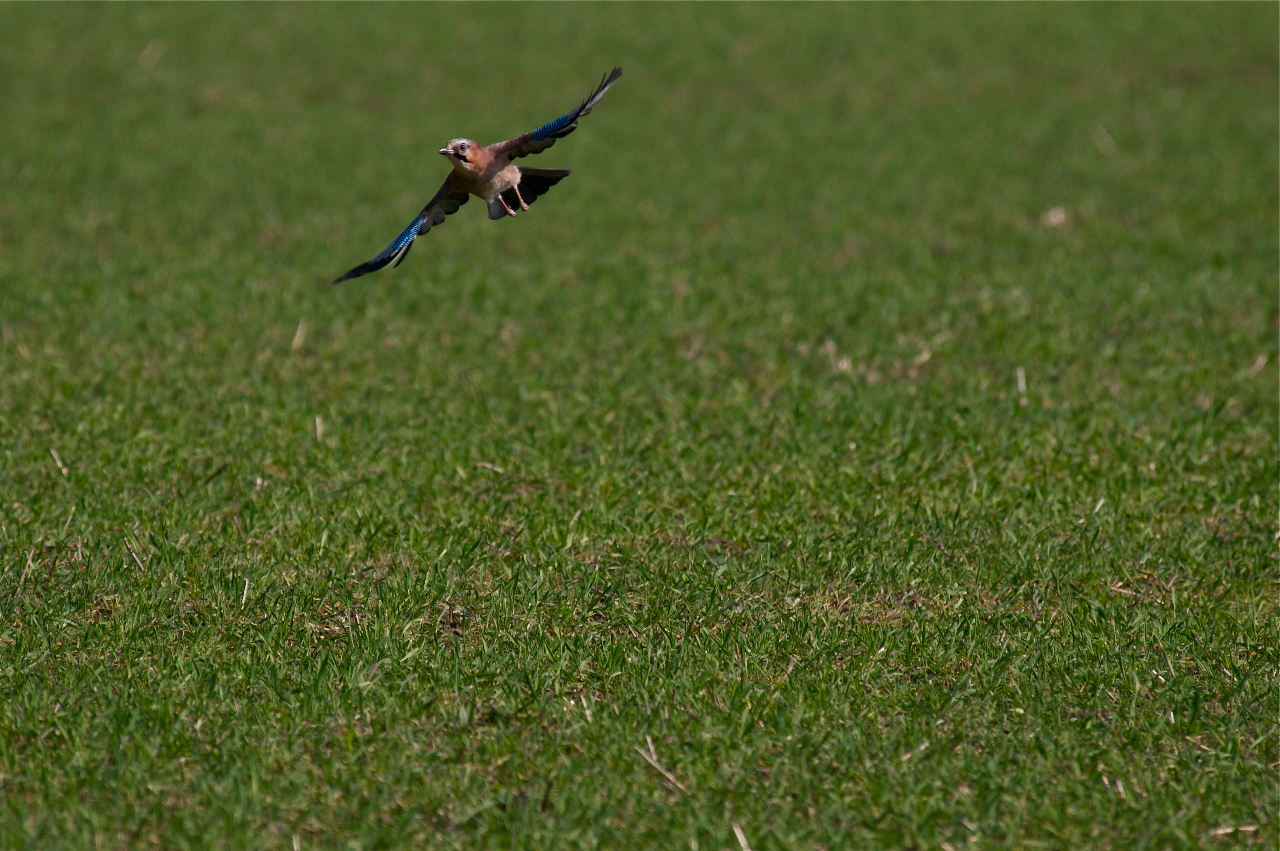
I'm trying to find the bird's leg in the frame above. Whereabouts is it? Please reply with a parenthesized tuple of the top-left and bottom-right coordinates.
(513, 185, 531, 212)
(498, 193, 518, 218)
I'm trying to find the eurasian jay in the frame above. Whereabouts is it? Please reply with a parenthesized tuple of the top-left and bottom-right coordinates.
(333, 68, 622, 284)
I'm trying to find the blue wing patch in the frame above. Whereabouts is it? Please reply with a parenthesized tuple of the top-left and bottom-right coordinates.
(531, 111, 577, 143)
(333, 215, 427, 284)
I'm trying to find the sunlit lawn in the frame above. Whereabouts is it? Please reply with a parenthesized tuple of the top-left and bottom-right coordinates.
(0, 4, 1276, 849)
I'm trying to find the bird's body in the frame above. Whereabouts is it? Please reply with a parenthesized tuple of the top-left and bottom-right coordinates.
(441, 141, 516, 201)
(333, 68, 622, 284)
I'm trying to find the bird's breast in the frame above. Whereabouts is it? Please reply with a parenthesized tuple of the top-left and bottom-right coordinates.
(465, 162, 521, 202)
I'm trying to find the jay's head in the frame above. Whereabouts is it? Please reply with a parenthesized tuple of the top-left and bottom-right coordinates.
(439, 139, 481, 173)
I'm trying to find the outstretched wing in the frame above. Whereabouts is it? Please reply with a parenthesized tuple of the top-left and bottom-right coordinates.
(490, 67, 622, 161)
(332, 175, 470, 284)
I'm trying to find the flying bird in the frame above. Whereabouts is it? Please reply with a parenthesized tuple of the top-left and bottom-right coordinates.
(333, 67, 623, 284)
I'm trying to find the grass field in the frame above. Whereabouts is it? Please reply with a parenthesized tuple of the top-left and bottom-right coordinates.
(1, 5, 1276, 849)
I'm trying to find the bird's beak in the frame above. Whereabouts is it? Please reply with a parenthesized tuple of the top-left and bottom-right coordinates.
(438, 148, 453, 157)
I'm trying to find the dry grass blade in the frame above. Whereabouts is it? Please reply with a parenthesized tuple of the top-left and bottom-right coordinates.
(635, 735, 690, 795)
(125, 538, 145, 571)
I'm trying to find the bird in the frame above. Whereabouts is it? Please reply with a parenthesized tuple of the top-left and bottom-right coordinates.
(333, 67, 623, 284)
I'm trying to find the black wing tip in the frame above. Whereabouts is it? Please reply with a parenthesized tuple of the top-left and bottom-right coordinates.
(592, 67, 622, 98)
(332, 267, 370, 285)
(332, 254, 394, 284)
(576, 67, 623, 113)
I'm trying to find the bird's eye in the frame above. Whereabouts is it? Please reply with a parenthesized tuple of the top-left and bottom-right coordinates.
(459, 144, 468, 152)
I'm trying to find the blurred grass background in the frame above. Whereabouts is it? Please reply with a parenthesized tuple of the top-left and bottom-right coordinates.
(0, 4, 1276, 849)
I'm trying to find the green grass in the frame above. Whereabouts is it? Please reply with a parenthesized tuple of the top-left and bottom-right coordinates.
(1, 4, 1276, 849)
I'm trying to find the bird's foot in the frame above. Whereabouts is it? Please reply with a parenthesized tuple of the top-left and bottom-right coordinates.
(513, 185, 531, 212)
(499, 194, 518, 217)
